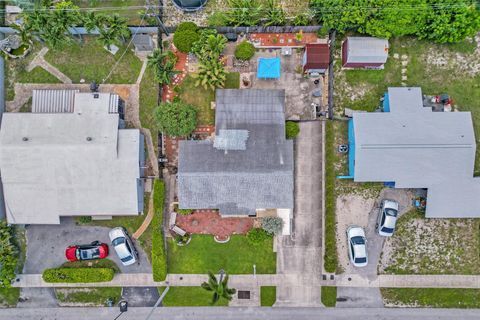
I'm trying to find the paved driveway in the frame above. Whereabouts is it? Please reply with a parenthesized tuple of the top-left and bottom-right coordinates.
(24, 217, 152, 274)
(275, 121, 323, 307)
(122, 287, 159, 307)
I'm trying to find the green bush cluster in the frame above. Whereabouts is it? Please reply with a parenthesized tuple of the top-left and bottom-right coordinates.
(246, 228, 272, 246)
(261, 217, 284, 235)
(173, 22, 200, 53)
(155, 100, 197, 137)
(0, 221, 18, 288)
(177, 208, 193, 215)
(42, 268, 114, 283)
(285, 121, 300, 139)
(152, 180, 168, 282)
(234, 41, 256, 61)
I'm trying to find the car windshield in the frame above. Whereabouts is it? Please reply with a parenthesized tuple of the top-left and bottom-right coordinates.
(355, 257, 367, 264)
(112, 237, 125, 246)
(351, 236, 365, 245)
(385, 208, 398, 217)
(381, 226, 394, 233)
(121, 255, 133, 262)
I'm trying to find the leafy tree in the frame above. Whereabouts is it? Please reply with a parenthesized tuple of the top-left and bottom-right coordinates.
(292, 13, 312, 26)
(96, 14, 131, 50)
(147, 49, 179, 85)
(234, 41, 256, 60)
(311, 0, 370, 34)
(226, 0, 263, 26)
(246, 228, 272, 246)
(193, 59, 227, 90)
(264, 0, 286, 26)
(154, 100, 197, 137)
(192, 29, 227, 61)
(261, 216, 284, 235)
(201, 271, 236, 305)
(285, 121, 300, 139)
(173, 30, 200, 53)
(0, 221, 18, 288)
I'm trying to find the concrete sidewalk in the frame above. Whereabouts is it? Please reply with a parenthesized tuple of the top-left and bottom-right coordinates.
(13, 273, 480, 289)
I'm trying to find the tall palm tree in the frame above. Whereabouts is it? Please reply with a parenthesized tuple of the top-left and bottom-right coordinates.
(147, 49, 179, 85)
(201, 271, 236, 305)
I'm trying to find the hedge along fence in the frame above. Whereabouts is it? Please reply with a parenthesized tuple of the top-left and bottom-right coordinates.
(152, 179, 167, 282)
(42, 268, 114, 283)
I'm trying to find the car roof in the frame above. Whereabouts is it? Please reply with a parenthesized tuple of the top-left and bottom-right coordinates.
(353, 243, 367, 258)
(113, 243, 131, 259)
(348, 226, 365, 238)
(109, 227, 126, 242)
(383, 200, 399, 210)
(383, 214, 397, 229)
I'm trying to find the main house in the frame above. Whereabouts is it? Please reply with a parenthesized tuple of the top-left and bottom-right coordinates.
(178, 89, 294, 234)
(0, 90, 145, 224)
(344, 87, 480, 218)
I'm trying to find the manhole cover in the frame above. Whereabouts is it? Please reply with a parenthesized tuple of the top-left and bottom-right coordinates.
(238, 291, 250, 299)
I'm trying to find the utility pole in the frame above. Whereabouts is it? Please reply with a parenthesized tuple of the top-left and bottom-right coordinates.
(144, 284, 170, 320)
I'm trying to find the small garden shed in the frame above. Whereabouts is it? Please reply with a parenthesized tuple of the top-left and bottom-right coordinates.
(302, 43, 330, 75)
(342, 37, 389, 69)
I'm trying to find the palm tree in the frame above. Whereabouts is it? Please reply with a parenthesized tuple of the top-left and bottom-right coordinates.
(147, 49, 179, 85)
(264, 0, 285, 26)
(201, 271, 236, 305)
(96, 14, 130, 50)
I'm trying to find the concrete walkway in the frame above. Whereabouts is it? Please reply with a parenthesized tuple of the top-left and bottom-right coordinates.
(132, 182, 155, 239)
(13, 273, 480, 289)
(27, 47, 72, 84)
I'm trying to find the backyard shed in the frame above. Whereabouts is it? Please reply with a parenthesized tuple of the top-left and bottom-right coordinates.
(303, 43, 329, 74)
(132, 34, 154, 52)
(342, 37, 389, 69)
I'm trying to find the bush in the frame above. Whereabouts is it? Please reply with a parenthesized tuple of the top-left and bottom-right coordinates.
(155, 100, 197, 137)
(78, 216, 92, 223)
(207, 11, 228, 27)
(234, 41, 255, 61)
(152, 180, 167, 281)
(246, 228, 271, 246)
(176, 21, 198, 33)
(42, 268, 114, 283)
(0, 221, 18, 288)
(261, 217, 283, 235)
(173, 30, 199, 53)
(285, 121, 300, 139)
(177, 208, 193, 215)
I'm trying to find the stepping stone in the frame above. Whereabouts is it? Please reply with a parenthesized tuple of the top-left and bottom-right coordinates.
(402, 75, 408, 81)
(401, 82, 407, 86)
(393, 53, 400, 59)
(401, 69, 407, 74)
(401, 61, 408, 66)
(401, 54, 408, 60)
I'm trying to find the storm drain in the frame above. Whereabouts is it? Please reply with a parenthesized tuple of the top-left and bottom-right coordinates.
(237, 291, 251, 299)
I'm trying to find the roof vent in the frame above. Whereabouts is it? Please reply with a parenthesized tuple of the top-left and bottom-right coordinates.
(22, 137, 28, 141)
(86, 137, 93, 141)
(93, 93, 99, 99)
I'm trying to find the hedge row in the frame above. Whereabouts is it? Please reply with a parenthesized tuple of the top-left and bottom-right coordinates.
(42, 268, 114, 283)
(324, 122, 338, 273)
(152, 180, 167, 281)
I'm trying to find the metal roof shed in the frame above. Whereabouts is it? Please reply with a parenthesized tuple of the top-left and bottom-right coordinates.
(342, 37, 389, 68)
(303, 43, 329, 74)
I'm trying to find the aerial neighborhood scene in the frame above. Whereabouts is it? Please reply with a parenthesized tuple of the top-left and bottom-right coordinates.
(0, 0, 479, 319)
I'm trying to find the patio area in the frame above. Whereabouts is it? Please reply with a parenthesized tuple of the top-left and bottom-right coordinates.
(175, 210, 254, 239)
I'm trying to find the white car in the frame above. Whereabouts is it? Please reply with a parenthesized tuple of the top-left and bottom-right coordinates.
(346, 226, 368, 268)
(108, 227, 138, 266)
(376, 200, 399, 237)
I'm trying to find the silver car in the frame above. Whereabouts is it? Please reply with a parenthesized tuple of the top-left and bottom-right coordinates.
(108, 227, 138, 266)
(376, 200, 399, 237)
(346, 225, 368, 268)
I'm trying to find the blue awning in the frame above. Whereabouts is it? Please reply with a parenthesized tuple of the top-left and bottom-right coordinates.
(257, 57, 281, 79)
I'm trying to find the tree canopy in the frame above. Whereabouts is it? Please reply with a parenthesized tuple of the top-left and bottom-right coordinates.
(155, 100, 197, 137)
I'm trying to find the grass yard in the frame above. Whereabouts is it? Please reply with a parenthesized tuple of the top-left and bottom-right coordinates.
(381, 288, 480, 308)
(321, 286, 337, 307)
(380, 210, 480, 275)
(260, 286, 276, 306)
(55, 287, 122, 306)
(167, 235, 276, 274)
(225, 72, 240, 89)
(17, 67, 62, 84)
(139, 67, 159, 152)
(158, 286, 229, 306)
(44, 36, 142, 84)
(0, 287, 20, 308)
(73, 0, 147, 25)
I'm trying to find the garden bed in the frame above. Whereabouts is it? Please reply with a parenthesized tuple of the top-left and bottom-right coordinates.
(55, 287, 122, 307)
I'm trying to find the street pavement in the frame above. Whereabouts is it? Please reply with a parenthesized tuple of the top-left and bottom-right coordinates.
(1, 307, 480, 320)
(275, 121, 323, 307)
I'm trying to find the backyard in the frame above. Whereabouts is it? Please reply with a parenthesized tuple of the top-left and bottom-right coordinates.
(167, 235, 276, 274)
(73, 0, 147, 25)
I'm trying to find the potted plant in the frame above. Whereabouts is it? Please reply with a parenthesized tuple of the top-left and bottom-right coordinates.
(295, 30, 304, 43)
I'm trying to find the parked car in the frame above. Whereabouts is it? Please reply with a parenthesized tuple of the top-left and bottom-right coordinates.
(346, 226, 368, 267)
(65, 241, 109, 262)
(109, 227, 138, 266)
(376, 199, 399, 236)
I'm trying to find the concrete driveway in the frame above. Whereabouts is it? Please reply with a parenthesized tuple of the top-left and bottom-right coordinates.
(23, 217, 152, 274)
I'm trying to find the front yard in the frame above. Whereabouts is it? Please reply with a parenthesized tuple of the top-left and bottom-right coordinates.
(382, 288, 480, 308)
(167, 235, 276, 274)
(158, 287, 229, 306)
(55, 287, 122, 306)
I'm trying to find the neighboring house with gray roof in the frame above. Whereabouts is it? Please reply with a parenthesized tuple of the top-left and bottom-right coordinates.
(178, 89, 294, 233)
(0, 91, 145, 224)
(348, 87, 480, 218)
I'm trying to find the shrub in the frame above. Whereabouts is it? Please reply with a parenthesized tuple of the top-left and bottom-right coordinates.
(177, 208, 193, 215)
(42, 268, 114, 283)
(261, 217, 283, 235)
(155, 100, 197, 137)
(234, 41, 255, 61)
(246, 228, 271, 246)
(152, 180, 167, 282)
(0, 221, 18, 288)
(285, 121, 300, 139)
(208, 11, 228, 27)
(176, 21, 198, 33)
(173, 30, 199, 53)
(78, 216, 92, 223)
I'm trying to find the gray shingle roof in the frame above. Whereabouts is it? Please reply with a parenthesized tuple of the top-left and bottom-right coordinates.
(346, 37, 389, 64)
(178, 89, 293, 215)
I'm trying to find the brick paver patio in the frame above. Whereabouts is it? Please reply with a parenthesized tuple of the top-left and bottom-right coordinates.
(175, 210, 254, 238)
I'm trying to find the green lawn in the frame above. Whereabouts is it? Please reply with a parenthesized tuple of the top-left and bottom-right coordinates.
(44, 36, 142, 84)
(260, 286, 276, 306)
(167, 235, 276, 274)
(17, 67, 61, 84)
(73, 0, 147, 25)
(55, 287, 121, 306)
(381, 288, 480, 308)
(0, 287, 20, 308)
(225, 72, 240, 89)
(139, 67, 159, 151)
(321, 286, 337, 307)
(158, 287, 229, 306)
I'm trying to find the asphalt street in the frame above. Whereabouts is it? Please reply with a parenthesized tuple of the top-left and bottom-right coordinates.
(1, 307, 480, 320)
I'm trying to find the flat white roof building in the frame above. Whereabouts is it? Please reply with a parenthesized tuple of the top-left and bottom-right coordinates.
(0, 91, 144, 224)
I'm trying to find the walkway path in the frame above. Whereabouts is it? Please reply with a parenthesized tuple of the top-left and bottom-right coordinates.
(132, 181, 155, 239)
(27, 47, 72, 84)
(275, 121, 324, 307)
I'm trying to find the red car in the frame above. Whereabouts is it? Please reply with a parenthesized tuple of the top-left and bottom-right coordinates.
(65, 241, 109, 262)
